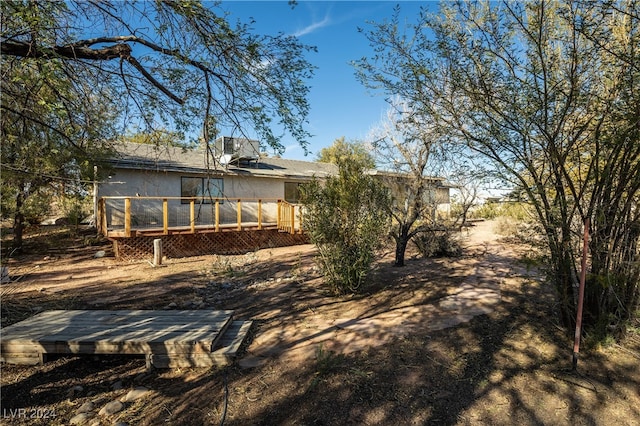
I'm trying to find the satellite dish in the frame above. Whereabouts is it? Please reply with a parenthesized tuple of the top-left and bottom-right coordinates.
(219, 154, 233, 165)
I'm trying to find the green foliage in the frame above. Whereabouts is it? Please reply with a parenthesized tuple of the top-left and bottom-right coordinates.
(473, 202, 532, 222)
(20, 190, 54, 226)
(309, 344, 346, 389)
(301, 156, 389, 295)
(1, 0, 315, 249)
(367, 100, 457, 267)
(316, 137, 375, 169)
(58, 195, 91, 227)
(355, 1, 640, 331)
(413, 228, 461, 258)
(118, 130, 191, 149)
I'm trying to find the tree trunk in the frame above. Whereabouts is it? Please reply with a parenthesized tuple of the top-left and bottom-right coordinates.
(394, 226, 410, 267)
(549, 237, 579, 330)
(12, 191, 25, 253)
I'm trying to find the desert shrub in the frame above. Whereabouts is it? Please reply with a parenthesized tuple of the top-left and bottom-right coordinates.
(301, 160, 389, 295)
(474, 201, 532, 222)
(494, 216, 520, 237)
(58, 195, 92, 227)
(473, 202, 501, 219)
(413, 227, 461, 258)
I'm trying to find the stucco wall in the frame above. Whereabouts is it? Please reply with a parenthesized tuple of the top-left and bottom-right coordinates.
(98, 169, 308, 227)
(98, 169, 298, 200)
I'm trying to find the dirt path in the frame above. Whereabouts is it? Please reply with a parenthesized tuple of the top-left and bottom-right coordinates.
(239, 221, 526, 366)
(1, 221, 527, 366)
(2, 221, 638, 426)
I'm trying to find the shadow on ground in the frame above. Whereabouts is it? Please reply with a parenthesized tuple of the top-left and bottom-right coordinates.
(1, 223, 639, 425)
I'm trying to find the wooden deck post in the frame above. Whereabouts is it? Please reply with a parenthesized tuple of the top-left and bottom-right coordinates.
(102, 196, 290, 238)
(190, 199, 195, 233)
(215, 199, 220, 232)
(277, 200, 282, 229)
(99, 198, 108, 236)
(163, 198, 169, 235)
(124, 198, 131, 237)
(153, 239, 163, 266)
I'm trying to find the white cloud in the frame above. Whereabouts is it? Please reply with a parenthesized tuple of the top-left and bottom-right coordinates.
(292, 15, 331, 38)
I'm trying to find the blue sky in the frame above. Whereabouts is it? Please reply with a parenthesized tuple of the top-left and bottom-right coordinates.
(220, 1, 436, 161)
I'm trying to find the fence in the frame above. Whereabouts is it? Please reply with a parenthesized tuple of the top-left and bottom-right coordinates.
(97, 196, 303, 237)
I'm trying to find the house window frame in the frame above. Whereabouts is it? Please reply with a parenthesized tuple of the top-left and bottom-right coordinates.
(181, 177, 224, 204)
(284, 182, 303, 203)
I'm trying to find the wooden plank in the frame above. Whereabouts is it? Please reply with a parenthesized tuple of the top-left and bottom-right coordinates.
(277, 200, 282, 228)
(190, 199, 195, 233)
(151, 321, 253, 367)
(1, 311, 233, 334)
(290, 205, 296, 234)
(2, 340, 216, 356)
(215, 199, 220, 232)
(150, 353, 230, 368)
(1, 324, 227, 341)
(212, 321, 253, 359)
(0, 342, 41, 353)
(4, 321, 232, 344)
(2, 312, 232, 347)
(3, 320, 232, 335)
(124, 198, 131, 237)
(163, 198, 168, 235)
(99, 199, 108, 236)
(1, 325, 230, 341)
(1, 355, 43, 366)
(3, 309, 233, 322)
(1, 310, 241, 368)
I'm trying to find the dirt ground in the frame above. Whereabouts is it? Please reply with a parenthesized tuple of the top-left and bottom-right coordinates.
(1, 222, 639, 425)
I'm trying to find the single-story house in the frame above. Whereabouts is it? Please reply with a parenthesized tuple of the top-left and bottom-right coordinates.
(368, 170, 454, 221)
(97, 139, 336, 232)
(99, 139, 337, 202)
(96, 138, 452, 259)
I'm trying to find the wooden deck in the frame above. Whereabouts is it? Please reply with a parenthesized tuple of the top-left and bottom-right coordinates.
(107, 221, 279, 238)
(98, 197, 303, 238)
(0, 310, 252, 369)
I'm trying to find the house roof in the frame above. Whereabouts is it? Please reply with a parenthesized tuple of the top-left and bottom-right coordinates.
(107, 142, 338, 180)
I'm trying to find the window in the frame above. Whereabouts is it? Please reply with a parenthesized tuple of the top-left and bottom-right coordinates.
(181, 177, 223, 203)
(284, 182, 303, 203)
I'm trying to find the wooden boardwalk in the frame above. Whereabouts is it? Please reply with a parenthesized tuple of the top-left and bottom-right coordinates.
(0, 310, 252, 369)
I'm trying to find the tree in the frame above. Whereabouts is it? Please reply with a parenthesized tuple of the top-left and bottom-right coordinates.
(367, 100, 452, 266)
(300, 151, 389, 295)
(355, 1, 639, 333)
(1, 1, 314, 251)
(447, 163, 483, 229)
(316, 137, 375, 169)
(118, 129, 191, 148)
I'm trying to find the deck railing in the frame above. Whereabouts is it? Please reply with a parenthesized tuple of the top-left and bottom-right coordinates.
(278, 200, 298, 234)
(97, 196, 303, 237)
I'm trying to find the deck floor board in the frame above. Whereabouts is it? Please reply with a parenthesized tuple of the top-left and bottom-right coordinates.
(1, 310, 250, 368)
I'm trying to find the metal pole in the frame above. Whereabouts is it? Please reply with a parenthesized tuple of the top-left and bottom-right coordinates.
(572, 218, 590, 371)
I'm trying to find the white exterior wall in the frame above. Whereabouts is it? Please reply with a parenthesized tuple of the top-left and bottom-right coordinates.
(98, 169, 306, 226)
(98, 169, 293, 199)
(99, 169, 175, 198)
